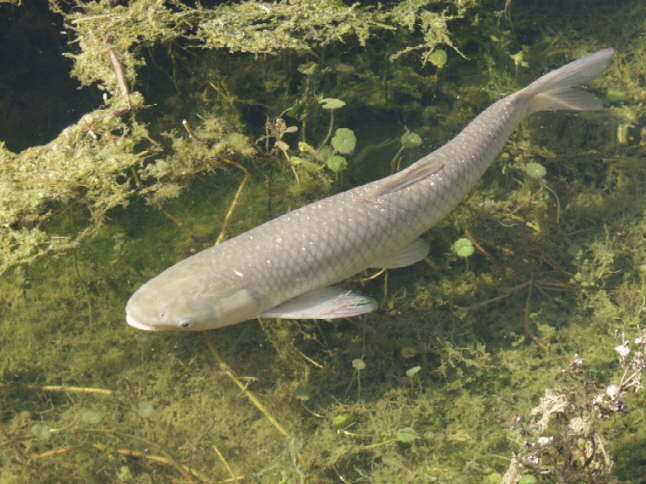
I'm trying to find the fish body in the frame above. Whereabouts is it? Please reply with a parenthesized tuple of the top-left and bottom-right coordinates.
(126, 48, 615, 332)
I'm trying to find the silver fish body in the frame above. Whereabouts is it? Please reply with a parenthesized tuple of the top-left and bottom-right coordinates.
(126, 48, 615, 331)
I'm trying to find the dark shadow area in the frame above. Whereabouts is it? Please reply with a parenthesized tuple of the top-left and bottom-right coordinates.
(0, 0, 101, 151)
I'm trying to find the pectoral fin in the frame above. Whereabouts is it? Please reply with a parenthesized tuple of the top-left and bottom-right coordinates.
(260, 287, 378, 320)
(370, 238, 429, 269)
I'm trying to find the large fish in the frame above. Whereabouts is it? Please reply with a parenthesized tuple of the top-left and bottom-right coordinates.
(126, 48, 615, 331)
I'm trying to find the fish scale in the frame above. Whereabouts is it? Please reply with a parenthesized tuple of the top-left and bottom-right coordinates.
(126, 48, 615, 331)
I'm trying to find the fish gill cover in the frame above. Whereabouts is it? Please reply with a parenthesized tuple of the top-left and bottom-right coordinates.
(0, 0, 645, 482)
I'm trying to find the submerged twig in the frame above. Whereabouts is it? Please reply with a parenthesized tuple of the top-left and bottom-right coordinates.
(108, 48, 131, 110)
(31, 442, 208, 482)
(464, 281, 531, 311)
(213, 444, 244, 482)
(359, 268, 385, 283)
(72, 13, 120, 23)
(31, 447, 75, 460)
(295, 348, 325, 369)
(93, 444, 208, 482)
(154, 204, 184, 227)
(465, 229, 491, 257)
(207, 340, 290, 438)
(215, 161, 250, 245)
(0, 384, 113, 397)
(319, 109, 335, 149)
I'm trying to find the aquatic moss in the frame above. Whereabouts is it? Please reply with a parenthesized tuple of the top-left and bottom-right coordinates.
(1, 0, 645, 482)
(197, 0, 380, 54)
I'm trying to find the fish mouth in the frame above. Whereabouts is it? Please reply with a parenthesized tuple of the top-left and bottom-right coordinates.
(126, 312, 157, 331)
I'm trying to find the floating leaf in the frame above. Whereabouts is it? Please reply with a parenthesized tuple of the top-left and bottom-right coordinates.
(31, 423, 51, 441)
(298, 62, 318, 76)
(428, 49, 448, 69)
(332, 414, 352, 428)
(316, 145, 333, 162)
(335, 63, 354, 74)
(396, 427, 419, 444)
(525, 161, 546, 179)
(352, 358, 366, 370)
(319, 98, 346, 110)
(326, 154, 347, 173)
(518, 476, 537, 484)
(400, 131, 422, 150)
(452, 238, 475, 258)
(117, 466, 134, 481)
(406, 366, 422, 378)
(79, 409, 103, 425)
(137, 401, 155, 418)
(510, 51, 529, 68)
(331, 128, 356, 154)
(400, 346, 417, 359)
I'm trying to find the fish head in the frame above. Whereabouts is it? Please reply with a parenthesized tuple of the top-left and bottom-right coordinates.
(125, 257, 263, 332)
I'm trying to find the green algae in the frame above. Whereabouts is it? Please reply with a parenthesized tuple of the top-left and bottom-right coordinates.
(1, 0, 646, 482)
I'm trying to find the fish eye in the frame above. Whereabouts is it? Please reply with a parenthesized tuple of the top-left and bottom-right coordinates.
(178, 319, 193, 329)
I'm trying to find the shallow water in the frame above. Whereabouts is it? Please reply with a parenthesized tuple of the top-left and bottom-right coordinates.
(1, 1, 645, 482)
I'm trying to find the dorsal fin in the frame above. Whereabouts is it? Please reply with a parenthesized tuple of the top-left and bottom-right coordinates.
(373, 157, 445, 198)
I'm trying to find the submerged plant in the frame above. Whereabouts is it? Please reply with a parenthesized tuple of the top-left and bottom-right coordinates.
(503, 329, 646, 483)
(257, 97, 361, 189)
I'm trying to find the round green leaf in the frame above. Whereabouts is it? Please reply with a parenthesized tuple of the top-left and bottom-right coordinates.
(525, 161, 547, 179)
(400, 132, 422, 150)
(428, 49, 448, 69)
(319, 98, 346, 110)
(396, 427, 419, 444)
(79, 409, 103, 425)
(138, 401, 155, 418)
(331, 128, 356, 155)
(31, 423, 51, 441)
(352, 358, 366, 370)
(332, 414, 352, 428)
(484, 473, 503, 484)
(518, 475, 537, 484)
(326, 155, 348, 173)
(316, 145, 333, 163)
(452, 238, 475, 258)
(406, 366, 422, 378)
(298, 62, 318, 76)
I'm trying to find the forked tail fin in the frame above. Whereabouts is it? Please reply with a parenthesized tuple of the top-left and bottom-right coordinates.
(519, 48, 615, 113)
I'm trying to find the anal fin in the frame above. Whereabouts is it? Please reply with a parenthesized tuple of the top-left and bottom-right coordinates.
(260, 287, 378, 320)
(370, 238, 429, 269)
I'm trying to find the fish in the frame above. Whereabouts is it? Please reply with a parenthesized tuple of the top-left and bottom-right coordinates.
(126, 48, 615, 332)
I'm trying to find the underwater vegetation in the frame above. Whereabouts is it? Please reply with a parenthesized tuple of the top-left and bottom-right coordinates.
(0, 0, 645, 482)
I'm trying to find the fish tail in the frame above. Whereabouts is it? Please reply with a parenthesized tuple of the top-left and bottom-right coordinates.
(519, 48, 615, 113)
